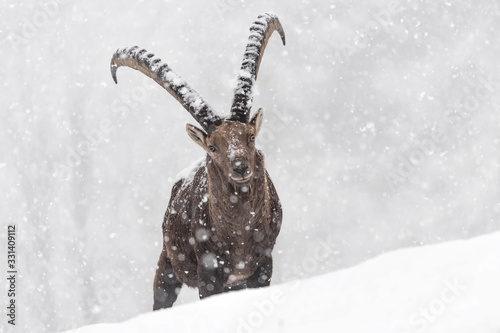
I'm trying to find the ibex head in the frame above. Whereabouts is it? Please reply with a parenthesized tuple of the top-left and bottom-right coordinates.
(110, 13, 285, 186)
(186, 110, 263, 185)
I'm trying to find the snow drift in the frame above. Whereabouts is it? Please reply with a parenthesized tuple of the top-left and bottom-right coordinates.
(67, 231, 500, 333)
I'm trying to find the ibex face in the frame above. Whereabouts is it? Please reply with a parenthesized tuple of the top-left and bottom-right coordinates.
(186, 108, 264, 186)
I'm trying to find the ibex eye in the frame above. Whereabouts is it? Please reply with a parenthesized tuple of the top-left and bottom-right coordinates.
(249, 134, 256, 142)
(209, 145, 217, 152)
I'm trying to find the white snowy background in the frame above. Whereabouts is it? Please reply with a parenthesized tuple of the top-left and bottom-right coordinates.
(1, 0, 499, 332)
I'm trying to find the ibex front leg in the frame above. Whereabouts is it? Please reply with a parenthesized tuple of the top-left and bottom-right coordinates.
(153, 249, 182, 310)
(247, 255, 273, 288)
(197, 259, 224, 299)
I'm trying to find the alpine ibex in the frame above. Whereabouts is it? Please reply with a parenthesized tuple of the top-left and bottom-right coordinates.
(110, 12, 285, 309)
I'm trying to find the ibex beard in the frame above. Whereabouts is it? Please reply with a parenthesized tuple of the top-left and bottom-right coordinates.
(110, 13, 284, 309)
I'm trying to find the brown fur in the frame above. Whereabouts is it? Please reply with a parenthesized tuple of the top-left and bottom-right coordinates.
(153, 119, 282, 309)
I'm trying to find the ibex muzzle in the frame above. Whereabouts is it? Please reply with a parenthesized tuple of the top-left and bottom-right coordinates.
(110, 12, 285, 309)
(232, 157, 251, 180)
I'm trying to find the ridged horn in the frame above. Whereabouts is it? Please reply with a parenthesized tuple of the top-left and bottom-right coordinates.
(111, 46, 222, 133)
(229, 13, 286, 123)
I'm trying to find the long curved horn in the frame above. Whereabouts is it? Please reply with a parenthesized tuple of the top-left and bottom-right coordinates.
(230, 13, 286, 123)
(111, 46, 222, 133)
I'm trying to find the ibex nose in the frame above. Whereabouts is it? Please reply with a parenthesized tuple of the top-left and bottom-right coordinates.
(232, 158, 249, 176)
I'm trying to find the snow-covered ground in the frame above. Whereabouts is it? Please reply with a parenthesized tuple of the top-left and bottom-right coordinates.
(67, 231, 500, 333)
(2, 0, 500, 331)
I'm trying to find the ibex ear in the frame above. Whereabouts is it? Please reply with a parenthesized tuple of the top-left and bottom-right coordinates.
(250, 108, 264, 136)
(186, 124, 208, 150)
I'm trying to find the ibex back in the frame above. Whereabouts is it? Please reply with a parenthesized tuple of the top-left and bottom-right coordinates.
(110, 12, 285, 309)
